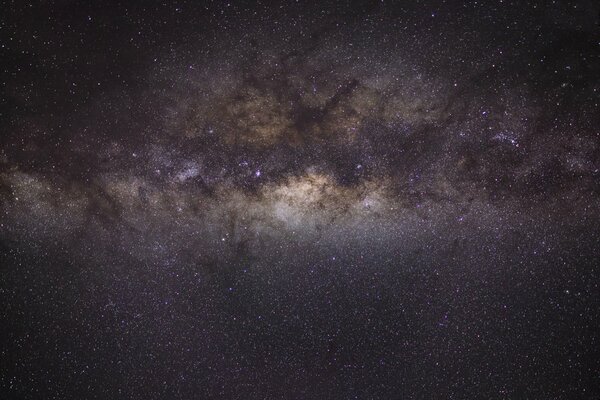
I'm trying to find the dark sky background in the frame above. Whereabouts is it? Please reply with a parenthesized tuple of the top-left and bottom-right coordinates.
(1, 1, 599, 398)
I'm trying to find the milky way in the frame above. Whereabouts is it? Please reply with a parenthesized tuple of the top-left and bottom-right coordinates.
(1, 1, 600, 399)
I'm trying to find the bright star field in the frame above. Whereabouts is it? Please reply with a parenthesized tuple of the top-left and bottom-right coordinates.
(1, 1, 599, 398)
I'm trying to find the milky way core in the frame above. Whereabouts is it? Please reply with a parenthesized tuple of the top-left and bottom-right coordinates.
(1, 1, 599, 399)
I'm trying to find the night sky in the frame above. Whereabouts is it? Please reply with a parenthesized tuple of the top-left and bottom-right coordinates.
(1, 1, 600, 398)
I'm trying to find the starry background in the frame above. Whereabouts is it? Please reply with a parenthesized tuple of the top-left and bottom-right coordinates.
(1, 0, 600, 398)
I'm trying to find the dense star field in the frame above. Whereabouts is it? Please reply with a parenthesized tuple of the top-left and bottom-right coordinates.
(1, 1, 599, 398)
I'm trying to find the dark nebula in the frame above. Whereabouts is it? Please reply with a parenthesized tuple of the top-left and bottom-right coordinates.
(1, 1, 599, 398)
